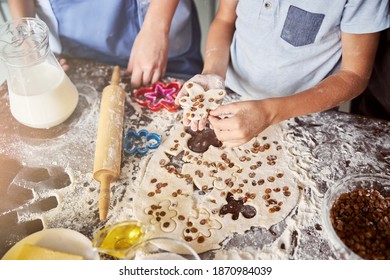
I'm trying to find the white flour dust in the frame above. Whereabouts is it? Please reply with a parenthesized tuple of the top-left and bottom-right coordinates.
(2, 71, 389, 260)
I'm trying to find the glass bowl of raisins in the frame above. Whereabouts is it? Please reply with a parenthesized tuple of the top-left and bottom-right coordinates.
(322, 174, 390, 260)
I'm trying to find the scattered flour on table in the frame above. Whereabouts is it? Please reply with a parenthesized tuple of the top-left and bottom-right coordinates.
(3, 75, 387, 260)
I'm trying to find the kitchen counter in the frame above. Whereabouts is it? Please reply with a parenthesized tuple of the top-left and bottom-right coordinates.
(1, 58, 389, 259)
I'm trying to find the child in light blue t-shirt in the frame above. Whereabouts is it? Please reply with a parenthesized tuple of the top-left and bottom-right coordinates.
(177, 0, 390, 147)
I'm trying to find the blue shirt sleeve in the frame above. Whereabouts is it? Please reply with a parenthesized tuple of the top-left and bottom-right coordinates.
(341, 0, 390, 33)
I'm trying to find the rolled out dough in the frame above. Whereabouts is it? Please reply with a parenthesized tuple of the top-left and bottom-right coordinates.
(133, 123, 302, 254)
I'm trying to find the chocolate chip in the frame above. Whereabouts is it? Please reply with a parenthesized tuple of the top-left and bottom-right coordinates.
(185, 236, 193, 242)
(178, 215, 185, 221)
(262, 194, 271, 200)
(258, 179, 265, 185)
(267, 176, 275, 182)
(197, 236, 205, 243)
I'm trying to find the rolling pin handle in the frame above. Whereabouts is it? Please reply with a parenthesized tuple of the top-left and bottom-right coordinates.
(111, 66, 121, 86)
(98, 174, 113, 221)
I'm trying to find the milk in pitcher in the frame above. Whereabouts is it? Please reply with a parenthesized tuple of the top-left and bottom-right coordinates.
(8, 62, 79, 129)
(0, 18, 79, 129)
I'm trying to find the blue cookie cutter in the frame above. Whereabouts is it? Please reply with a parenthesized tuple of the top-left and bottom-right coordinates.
(124, 129, 161, 156)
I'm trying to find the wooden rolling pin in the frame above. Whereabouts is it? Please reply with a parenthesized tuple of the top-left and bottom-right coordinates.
(93, 66, 125, 221)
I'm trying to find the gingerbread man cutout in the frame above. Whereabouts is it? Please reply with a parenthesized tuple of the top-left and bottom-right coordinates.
(185, 126, 222, 153)
(144, 200, 177, 233)
(183, 208, 222, 244)
(219, 192, 257, 220)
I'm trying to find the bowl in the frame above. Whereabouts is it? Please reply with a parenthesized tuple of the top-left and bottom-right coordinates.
(2, 228, 99, 260)
(92, 220, 153, 259)
(124, 237, 201, 260)
(322, 174, 390, 260)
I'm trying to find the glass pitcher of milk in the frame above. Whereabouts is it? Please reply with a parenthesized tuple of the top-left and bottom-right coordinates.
(0, 18, 79, 129)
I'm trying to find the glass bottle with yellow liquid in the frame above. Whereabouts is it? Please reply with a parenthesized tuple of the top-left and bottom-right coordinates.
(92, 220, 153, 259)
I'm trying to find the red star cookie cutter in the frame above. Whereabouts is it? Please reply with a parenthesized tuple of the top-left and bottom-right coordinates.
(133, 81, 181, 112)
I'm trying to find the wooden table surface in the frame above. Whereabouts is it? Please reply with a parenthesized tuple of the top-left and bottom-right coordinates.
(1, 58, 389, 259)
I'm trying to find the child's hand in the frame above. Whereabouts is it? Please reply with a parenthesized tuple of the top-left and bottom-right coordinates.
(208, 99, 275, 147)
(127, 25, 168, 88)
(59, 58, 70, 72)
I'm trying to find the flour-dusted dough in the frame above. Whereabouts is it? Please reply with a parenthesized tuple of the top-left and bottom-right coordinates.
(178, 82, 226, 121)
(133, 123, 302, 254)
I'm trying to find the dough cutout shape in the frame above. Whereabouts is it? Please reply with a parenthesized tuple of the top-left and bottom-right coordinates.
(178, 82, 226, 121)
(133, 123, 302, 254)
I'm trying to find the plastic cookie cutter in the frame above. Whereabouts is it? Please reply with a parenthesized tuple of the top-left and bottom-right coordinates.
(124, 129, 161, 156)
(133, 81, 181, 112)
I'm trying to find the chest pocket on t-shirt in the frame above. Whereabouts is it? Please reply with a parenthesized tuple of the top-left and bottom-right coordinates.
(281, 5, 325, 47)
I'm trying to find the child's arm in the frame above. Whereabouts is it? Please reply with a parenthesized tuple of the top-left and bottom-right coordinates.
(274, 32, 380, 122)
(209, 32, 381, 147)
(202, 0, 238, 78)
(128, 0, 180, 87)
(8, 0, 36, 18)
